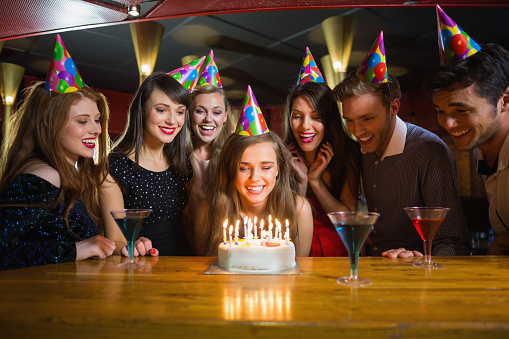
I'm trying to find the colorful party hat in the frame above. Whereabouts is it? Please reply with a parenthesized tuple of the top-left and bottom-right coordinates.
(197, 50, 222, 88)
(296, 47, 325, 85)
(235, 86, 269, 136)
(436, 5, 481, 65)
(168, 56, 206, 92)
(356, 31, 388, 84)
(45, 34, 84, 93)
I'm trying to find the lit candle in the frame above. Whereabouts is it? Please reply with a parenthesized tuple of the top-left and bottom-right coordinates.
(244, 216, 248, 239)
(260, 219, 264, 235)
(229, 225, 233, 248)
(285, 230, 289, 245)
(223, 219, 228, 244)
(253, 216, 258, 239)
(286, 219, 290, 242)
(234, 223, 239, 245)
(268, 223, 273, 243)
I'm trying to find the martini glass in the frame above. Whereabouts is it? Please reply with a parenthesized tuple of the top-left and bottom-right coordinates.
(110, 209, 152, 269)
(404, 207, 450, 269)
(327, 211, 380, 287)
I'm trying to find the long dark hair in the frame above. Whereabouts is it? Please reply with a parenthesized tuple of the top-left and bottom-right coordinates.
(0, 82, 110, 232)
(113, 72, 190, 175)
(284, 81, 360, 201)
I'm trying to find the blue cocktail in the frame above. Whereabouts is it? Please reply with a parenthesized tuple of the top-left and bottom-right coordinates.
(328, 212, 380, 287)
(110, 209, 152, 269)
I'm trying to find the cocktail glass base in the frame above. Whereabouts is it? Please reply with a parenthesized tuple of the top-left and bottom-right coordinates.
(412, 261, 443, 269)
(336, 276, 372, 287)
(117, 261, 145, 269)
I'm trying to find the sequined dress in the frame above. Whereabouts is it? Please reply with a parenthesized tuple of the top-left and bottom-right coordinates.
(0, 174, 98, 271)
(109, 152, 193, 256)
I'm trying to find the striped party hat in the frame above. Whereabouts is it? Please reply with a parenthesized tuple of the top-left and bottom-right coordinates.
(296, 47, 325, 85)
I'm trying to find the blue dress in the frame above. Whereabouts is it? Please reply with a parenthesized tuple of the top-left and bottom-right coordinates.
(109, 152, 193, 256)
(0, 174, 98, 271)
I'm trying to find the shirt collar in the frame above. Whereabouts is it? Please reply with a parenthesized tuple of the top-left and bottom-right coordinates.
(379, 116, 407, 160)
(475, 132, 509, 173)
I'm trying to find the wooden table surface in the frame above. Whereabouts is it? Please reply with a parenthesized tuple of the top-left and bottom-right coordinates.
(1, 255, 508, 338)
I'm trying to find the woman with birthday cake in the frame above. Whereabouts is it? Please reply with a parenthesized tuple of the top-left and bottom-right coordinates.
(283, 48, 361, 257)
(194, 86, 313, 269)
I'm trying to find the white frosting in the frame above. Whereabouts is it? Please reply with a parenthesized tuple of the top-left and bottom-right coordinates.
(218, 239, 295, 270)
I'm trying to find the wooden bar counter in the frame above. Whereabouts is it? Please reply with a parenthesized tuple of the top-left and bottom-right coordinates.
(1, 256, 508, 338)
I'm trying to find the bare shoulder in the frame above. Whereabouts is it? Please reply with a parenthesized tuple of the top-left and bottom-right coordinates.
(22, 161, 61, 188)
(296, 195, 311, 212)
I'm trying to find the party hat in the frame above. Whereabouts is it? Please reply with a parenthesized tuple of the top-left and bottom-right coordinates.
(45, 34, 84, 93)
(235, 86, 269, 136)
(436, 5, 481, 65)
(197, 50, 222, 88)
(296, 47, 325, 85)
(356, 31, 388, 84)
(168, 56, 206, 92)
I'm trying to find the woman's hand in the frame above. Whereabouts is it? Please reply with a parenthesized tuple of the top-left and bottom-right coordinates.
(75, 235, 116, 261)
(120, 237, 159, 257)
(288, 143, 308, 195)
(308, 142, 333, 185)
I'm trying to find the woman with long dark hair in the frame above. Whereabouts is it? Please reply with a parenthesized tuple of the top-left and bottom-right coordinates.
(284, 81, 361, 257)
(100, 72, 192, 256)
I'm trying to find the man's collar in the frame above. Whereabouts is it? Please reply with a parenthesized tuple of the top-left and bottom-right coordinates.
(379, 116, 407, 160)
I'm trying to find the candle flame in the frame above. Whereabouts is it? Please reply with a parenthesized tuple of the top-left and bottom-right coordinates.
(223, 219, 228, 229)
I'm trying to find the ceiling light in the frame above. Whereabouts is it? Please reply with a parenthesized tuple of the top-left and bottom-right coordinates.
(333, 61, 343, 72)
(141, 64, 150, 74)
(128, 5, 140, 16)
(5, 96, 13, 104)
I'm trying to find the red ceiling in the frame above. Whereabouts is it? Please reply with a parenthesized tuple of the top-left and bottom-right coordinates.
(146, 0, 509, 19)
(0, 0, 507, 41)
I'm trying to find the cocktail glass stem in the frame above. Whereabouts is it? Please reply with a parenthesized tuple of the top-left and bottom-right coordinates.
(423, 240, 432, 264)
(127, 239, 135, 264)
(349, 250, 360, 281)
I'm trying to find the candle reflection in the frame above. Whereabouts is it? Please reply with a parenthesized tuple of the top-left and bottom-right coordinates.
(222, 285, 292, 321)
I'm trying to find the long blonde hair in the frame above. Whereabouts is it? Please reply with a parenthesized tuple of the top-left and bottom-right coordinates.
(187, 85, 235, 185)
(199, 133, 300, 256)
(0, 81, 110, 233)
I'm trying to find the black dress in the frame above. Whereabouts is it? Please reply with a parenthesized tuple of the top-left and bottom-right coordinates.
(108, 152, 193, 255)
(0, 174, 98, 271)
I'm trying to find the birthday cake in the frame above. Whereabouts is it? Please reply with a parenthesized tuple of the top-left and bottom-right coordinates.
(217, 239, 296, 271)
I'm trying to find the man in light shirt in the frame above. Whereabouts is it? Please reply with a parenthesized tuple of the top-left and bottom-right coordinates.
(425, 44, 509, 254)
